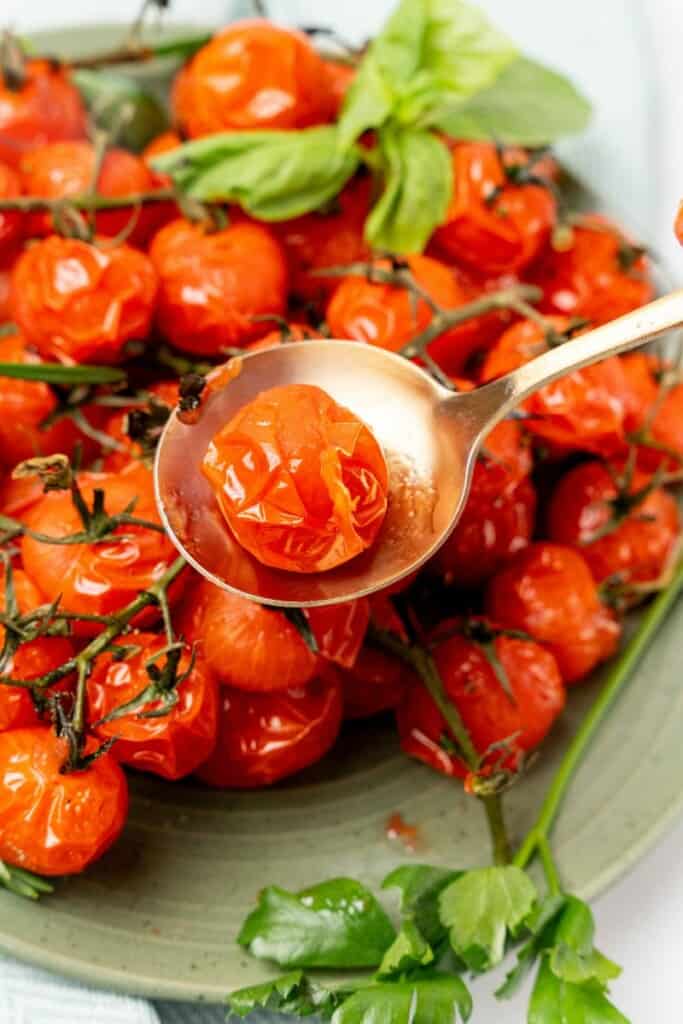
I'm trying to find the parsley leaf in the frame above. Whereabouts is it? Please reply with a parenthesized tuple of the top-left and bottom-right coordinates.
(228, 971, 346, 1020)
(438, 866, 537, 971)
(377, 920, 435, 978)
(529, 960, 629, 1024)
(496, 894, 567, 999)
(237, 878, 396, 969)
(331, 973, 472, 1024)
(548, 897, 621, 988)
(382, 864, 461, 947)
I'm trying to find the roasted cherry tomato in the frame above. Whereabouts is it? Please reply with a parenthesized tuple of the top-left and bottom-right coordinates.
(547, 460, 680, 585)
(0, 726, 127, 875)
(177, 578, 318, 692)
(0, 59, 87, 169)
(304, 598, 370, 669)
(202, 384, 388, 573)
(0, 567, 74, 732)
(0, 243, 20, 321)
(433, 143, 556, 275)
(172, 20, 334, 137)
(0, 160, 22, 253)
(195, 674, 343, 788)
(338, 646, 413, 720)
(88, 631, 218, 780)
(527, 214, 653, 324)
(322, 59, 356, 116)
(618, 352, 660, 434)
(150, 217, 288, 355)
(246, 322, 323, 351)
(634, 379, 683, 472)
(22, 465, 183, 634)
(274, 176, 371, 304)
(103, 380, 179, 473)
(486, 542, 621, 683)
(396, 619, 565, 778)
(11, 236, 157, 364)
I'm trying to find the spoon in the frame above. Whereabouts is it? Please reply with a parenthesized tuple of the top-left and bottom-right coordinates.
(154, 290, 683, 607)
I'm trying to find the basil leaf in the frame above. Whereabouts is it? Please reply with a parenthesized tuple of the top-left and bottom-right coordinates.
(549, 897, 621, 988)
(332, 974, 472, 1024)
(237, 878, 396, 969)
(365, 126, 452, 253)
(228, 971, 346, 1020)
(382, 864, 461, 947)
(420, 0, 517, 98)
(0, 362, 126, 385)
(337, 56, 395, 151)
(72, 70, 168, 152)
(377, 920, 434, 978)
(438, 866, 537, 972)
(529, 960, 629, 1024)
(154, 127, 360, 220)
(434, 57, 591, 146)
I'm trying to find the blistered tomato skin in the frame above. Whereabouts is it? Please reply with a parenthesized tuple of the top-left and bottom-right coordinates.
(149, 218, 288, 356)
(0, 161, 22, 253)
(304, 598, 370, 669)
(486, 543, 621, 684)
(433, 143, 556, 276)
(195, 675, 343, 788)
(202, 384, 389, 574)
(0, 727, 128, 876)
(0, 60, 88, 169)
(88, 632, 218, 781)
(10, 236, 158, 364)
(173, 20, 334, 137)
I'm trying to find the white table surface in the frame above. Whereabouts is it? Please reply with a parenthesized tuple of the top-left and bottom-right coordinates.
(3, 0, 683, 1020)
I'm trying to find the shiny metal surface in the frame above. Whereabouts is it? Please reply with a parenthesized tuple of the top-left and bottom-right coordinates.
(155, 290, 683, 606)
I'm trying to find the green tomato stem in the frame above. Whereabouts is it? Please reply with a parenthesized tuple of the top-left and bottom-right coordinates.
(482, 793, 512, 866)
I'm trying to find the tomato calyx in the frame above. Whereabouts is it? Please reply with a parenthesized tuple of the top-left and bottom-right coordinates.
(580, 456, 665, 546)
(0, 32, 27, 92)
(177, 372, 207, 422)
(431, 618, 534, 707)
(0, 559, 67, 673)
(91, 641, 197, 727)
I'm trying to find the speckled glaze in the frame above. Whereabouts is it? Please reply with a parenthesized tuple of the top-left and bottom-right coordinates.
(0, 12, 677, 1007)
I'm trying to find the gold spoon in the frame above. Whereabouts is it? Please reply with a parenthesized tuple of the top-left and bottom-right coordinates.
(154, 291, 683, 607)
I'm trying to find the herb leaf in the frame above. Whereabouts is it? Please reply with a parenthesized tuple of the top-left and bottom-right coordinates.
(496, 894, 567, 999)
(0, 860, 54, 900)
(382, 864, 461, 947)
(72, 70, 169, 152)
(529, 959, 629, 1024)
(228, 971, 346, 1020)
(154, 127, 360, 221)
(377, 920, 434, 978)
(365, 125, 452, 253)
(439, 866, 537, 971)
(0, 362, 126, 385)
(548, 897, 621, 988)
(420, 0, 517, 99)
(237, 878, 396, 969)
(331, 974, 472, 1024)
(435, 56, 591, 146)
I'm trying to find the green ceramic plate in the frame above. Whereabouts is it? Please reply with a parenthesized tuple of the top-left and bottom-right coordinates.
(0, 15, 680, 1007)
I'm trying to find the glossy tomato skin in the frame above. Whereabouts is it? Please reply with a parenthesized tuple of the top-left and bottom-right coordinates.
(21, 465, 184, 635)
(547, 461, 680, 585)
(527, 214, 653, 324)
(433, 143, 556, 276)
(0, 244, 20, 321)
(177, 578, 318, 692)
(102, 380, 179, 473)
(323, 59, 355, 117)
(88, 632, 218, 780)
(304, 598, 370, 669)
(338, 646, 413, 720)
(0, 60, 87, 169)
(11, 236, 158, 364)
(150, 218, 288, 355)
(396, 621, 565, 778)
(486, 543, 621, 684)
(195, 675, 343, 788)
(173, 20, 333, 137)
(246, 323, 323, 352)
(635, 381, 683, 472)
(0, 161, 22, 253)
(202, 383, 388, 573)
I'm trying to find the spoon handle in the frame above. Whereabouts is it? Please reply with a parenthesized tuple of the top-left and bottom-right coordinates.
(446, 289, 683, 438)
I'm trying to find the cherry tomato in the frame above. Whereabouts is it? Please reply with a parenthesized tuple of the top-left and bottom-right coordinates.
(396, 619, 565, 778)
(177, 578, 318, 692)
(0, 726, 127, 875)
(0, 160, 22, 253)
(527, 214, 653, 324)
(246, 322, 323, 352)
(634, 380, 683, 472)
(338, 646, 412, 720)
(149, 217, 288, 355)
(486, 543, 621, 683)
(676, 201, 683, 247)
(274, 176, 371, 304)
(103, 380, 179, 473)
(11, 236, 157, 364)
(451, 382, 532, 498)
(0, 243, 20, 321)
(323, 59, 355, 117)
(618, 352, 660, 434)
(547, 460, 680, 585)
(434, 476, 536, 589)
(21, 465, 183, 635)
(195, 675, 343, 788)
(305, 598, 370, 669)
(0, 567, 74, 732)
(88, 631, 218, 780)
(479, 316, 573, 382)
(173, 20, 334, 137)
(0, 59, 87, 169)
(202, 383, 388, 573)
(433, 143, 556, 275)
(142, 131, 181, 178)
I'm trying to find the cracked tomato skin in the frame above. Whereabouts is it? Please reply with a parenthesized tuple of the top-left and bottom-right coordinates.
(527, 214, 653, 324)
(486, 543, 621, 684)
(177, 578, 318, 692)
(0, 160, 22, 254)
(433, 143, 556, 276)
(150, 218, 288, 355)
(0, 727, 128, 875)
(10, 236, 158, 364)
(88, 631, 218, 780)
(202, 384, 389, 573)
(0, 60, 88, 169)
(173, 20, 334, 137)
(397, 620, 565, 778)
(304, 598, 370, 669)
(195, 674, 343, 788)
(547, 460, 680, 585)
(21, 465, 183, 635)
